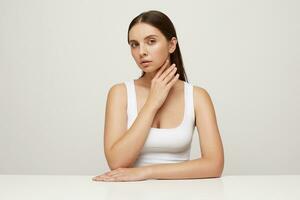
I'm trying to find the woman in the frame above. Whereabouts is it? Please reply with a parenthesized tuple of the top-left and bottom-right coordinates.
(92, 10, 224, 182)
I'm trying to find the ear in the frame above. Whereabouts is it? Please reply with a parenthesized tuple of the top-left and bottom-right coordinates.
(168, 37, 177, 54)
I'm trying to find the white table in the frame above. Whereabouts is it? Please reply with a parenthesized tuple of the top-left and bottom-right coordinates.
(0, 175, 299, 200)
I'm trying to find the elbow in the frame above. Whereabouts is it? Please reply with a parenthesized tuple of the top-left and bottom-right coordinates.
(212, 159, 224, 178)
(109, 163, 132, 171)
(107, 162, 119, 171)
(107, 159, 133, 170)
(206, 157, 224, 178)
(110, 163, 128, 170)
(107, 160, 124, 170)
(105, 150, 132, 170)
(213, 170, 223, 178)
(105, 148, 135, 170)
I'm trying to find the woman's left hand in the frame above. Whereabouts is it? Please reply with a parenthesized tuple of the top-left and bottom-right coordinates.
(92, 167, 152, 182)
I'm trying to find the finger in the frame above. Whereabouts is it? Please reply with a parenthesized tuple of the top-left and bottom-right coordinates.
(103, 167, 122, 176)
(92, 176, 103, 181)
(153, 59, 170, 79)
(94, 174, 117, 181)
(94, 171, 122, 181)
(103, 176, 116, 181)
(95, 172, 111, 178)
(106, 170, 120, 176)
(157, 63, 176, 82)
(110, 171, 122, 177)
(92, 171, 116, 180)
(104, 176, 124, 182)
(92, 174, 105, 179)
(166, 73, 180, 90)
(106, 176, 124, 182)
(92, 174, 108, 181)
(162, 66, 177, 84)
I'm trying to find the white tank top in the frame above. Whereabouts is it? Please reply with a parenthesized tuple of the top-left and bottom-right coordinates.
(124, 79, 196, 167)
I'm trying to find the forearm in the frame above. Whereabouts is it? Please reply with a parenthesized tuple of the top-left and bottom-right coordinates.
(143, 158, 223, 180)
(108, 102, 158, 169)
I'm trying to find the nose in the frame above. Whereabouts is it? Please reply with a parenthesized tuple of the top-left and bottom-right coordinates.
(139, 43, 148, 57)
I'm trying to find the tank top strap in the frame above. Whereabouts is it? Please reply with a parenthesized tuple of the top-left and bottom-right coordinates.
(124, 80, 137, 128)
(185, 82, 195, 123)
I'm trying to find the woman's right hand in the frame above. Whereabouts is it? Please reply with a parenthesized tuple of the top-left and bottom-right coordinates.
(146, 59, 180, 111)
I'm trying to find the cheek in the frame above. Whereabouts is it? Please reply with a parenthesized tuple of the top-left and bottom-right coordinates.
(151, 46, 169, 65)
(131, 51, 140, 62)
(150, 43, 165, 54)
(149, 43, 167, 55)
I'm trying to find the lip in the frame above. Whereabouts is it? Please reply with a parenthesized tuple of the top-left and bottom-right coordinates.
(140, 60, 151, 63)
(141, 61, 152, 66)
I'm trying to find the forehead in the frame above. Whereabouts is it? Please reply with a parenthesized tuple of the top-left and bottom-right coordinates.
(128, 23, 162, 42)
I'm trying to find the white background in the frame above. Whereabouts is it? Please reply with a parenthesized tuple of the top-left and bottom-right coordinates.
(0, 0, 299, 175)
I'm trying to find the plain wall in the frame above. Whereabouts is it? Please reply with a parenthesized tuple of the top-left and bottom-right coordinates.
(0, 0, 299, 175)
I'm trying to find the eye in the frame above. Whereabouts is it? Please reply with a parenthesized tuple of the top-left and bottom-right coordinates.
(130, 43, 138, 48)
(148, 39, 156, 44)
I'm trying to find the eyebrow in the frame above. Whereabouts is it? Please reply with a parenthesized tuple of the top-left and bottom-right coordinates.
(129, 34, 158, 43)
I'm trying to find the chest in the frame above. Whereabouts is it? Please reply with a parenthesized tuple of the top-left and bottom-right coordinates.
(135, 87, 185, 129)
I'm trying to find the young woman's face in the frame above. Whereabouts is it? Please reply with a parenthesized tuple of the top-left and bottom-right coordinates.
(128, 23, 176, 73)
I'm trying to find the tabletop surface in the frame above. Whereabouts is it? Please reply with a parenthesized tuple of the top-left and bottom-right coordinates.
(0, 175, 299, 200)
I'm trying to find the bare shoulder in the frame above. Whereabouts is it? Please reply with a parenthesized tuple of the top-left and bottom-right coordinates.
(107, 82, 127, 107)
(192, 85, 215, 110)
(108, 82, 126, 94)
(193, 85, 211, 100)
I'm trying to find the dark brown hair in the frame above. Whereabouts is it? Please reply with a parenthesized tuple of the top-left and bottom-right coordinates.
(127, 10, 189, 83)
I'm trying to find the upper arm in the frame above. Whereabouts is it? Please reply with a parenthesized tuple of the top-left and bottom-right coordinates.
(103, 83, 128, 162)
(194, 86, 224, 172)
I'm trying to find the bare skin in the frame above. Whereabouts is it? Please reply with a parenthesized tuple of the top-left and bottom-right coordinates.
(134, 76, 185, 129)
(92, 22, 224, 181)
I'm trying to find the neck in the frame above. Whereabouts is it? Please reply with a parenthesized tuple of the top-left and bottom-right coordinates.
(137, 73, 182, 91)
(140, 72, 156, 87)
